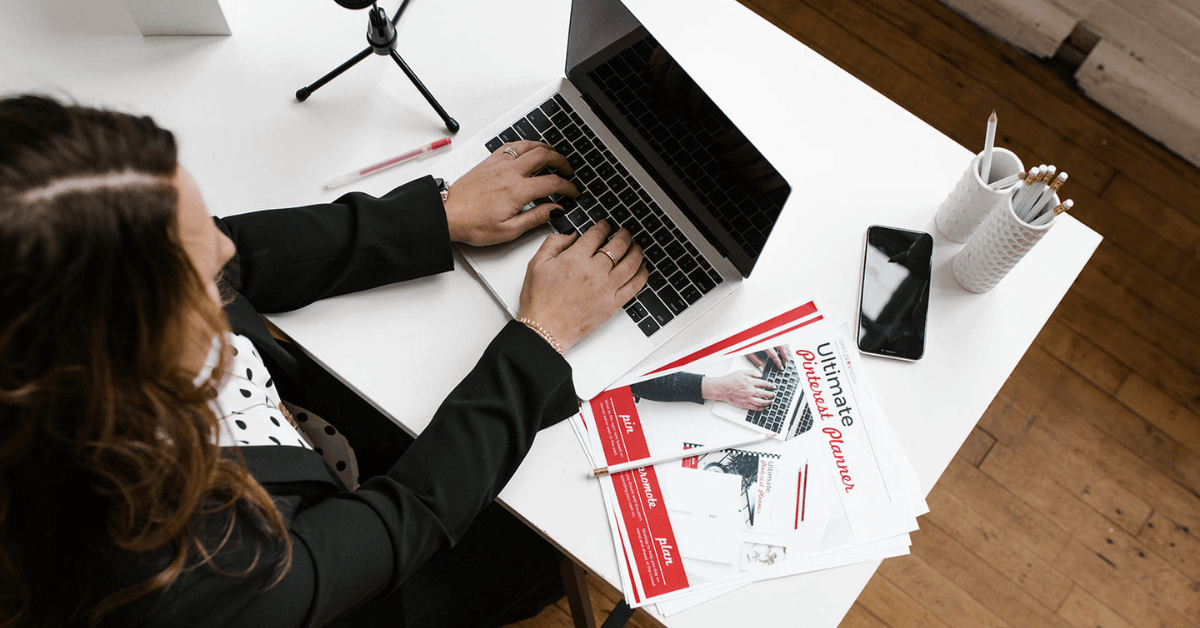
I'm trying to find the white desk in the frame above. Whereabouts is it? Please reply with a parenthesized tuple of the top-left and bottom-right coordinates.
(0, 0, 1100, 625)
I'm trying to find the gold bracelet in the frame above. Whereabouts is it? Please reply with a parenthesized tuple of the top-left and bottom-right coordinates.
(517, 317, 564, 355)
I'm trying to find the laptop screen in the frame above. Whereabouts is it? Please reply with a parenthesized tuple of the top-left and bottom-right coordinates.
(566, 0, 791, 277)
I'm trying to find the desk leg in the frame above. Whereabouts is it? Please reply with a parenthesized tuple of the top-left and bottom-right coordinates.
(559, 559, 598, 628)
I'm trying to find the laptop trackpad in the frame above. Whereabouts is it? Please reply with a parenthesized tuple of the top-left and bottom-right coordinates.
(458, 225, 551, 318)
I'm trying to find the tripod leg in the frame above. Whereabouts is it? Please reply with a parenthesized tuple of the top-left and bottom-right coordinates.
(296, 47, 373, 102)
(388, 49, 460, 133)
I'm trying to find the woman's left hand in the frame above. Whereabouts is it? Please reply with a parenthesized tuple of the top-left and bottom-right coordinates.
(444, 140, 579, 246)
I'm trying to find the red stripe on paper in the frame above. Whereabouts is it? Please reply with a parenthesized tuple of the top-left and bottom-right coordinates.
(801, 463, 809, 523)
(794, 468, 803, 529)
(644, 301, 819, 376)
(727, 315, 824, 355)
(591, 388, 688, 598)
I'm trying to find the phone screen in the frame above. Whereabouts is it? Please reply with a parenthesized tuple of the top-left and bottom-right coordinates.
(857, 225, 933, 361)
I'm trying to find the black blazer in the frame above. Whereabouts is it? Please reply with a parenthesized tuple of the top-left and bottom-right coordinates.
(98, 176, 578, 627)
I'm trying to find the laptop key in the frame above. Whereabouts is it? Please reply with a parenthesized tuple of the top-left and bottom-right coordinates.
(584, 150, 605, 168)
(560, 120, 581, 138)
(575, 137, 595, 155)
(575, 165, 597, 184)
(657, 285, 687, 316)
(646, 269, 667, 291)
(667, 270, 690, 292)
(577, 193, 597, 209)
(541, 98, 561, 116)
(513, 118, 540, 141)
(640, 291, 674, 327)
(598, 191, 619, 209)
(549, 211, 576, 235)
(543, 127, 564, 145)
(595, 162, 615, 180)
(642, 244, 665, 263)
(625, 300, 648, 321)
(665, 241, 686, 259)
(677, 254, 698, 273)
(499, 127, 521, 143)
(637, 316, 660, 336)
(681, 285, 702, 305)
(633, 231, 654, 249)
(528, 108, 553, 132)
(617, 187, 638, 206)
(485, 137, 504, 153)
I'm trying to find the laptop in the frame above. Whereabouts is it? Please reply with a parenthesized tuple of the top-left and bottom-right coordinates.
(441, 0, 792, 399)
(711, 356, 814, 441)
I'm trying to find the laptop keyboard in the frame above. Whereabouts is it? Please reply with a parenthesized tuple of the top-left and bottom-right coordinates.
(745, 358, 800, 434)
(587, 35, 787, 259)
(484, 95, 723, 337)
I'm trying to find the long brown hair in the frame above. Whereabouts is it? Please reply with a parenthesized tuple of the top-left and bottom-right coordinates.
(0, 95, 290, 627)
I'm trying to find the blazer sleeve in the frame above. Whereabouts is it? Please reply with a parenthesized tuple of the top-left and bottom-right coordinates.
(282, 321, 575, 627)
(215, 176, 453, 313)
(629, 371, 704, 404)
(135, 322, 577, 628)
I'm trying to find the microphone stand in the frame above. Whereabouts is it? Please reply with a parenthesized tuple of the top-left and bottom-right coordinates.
(295, 0, 459, 133)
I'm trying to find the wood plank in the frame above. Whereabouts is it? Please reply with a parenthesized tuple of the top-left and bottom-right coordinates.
(1100, 173, 1200, 259)
(1012, 347, 1200, 502)
(1139, 510, 1200, 582)
(1178, 253, 1200, 301)
(876, 553, 1013, 627)
(1056, 586, 1136, 628)
(1031, 317, 1130, 395)
(1071, 264, 1200, 378)
(1054, 290, 1200, 414)
(926, 457, 1076, 594)
(1086, 239, 1200, 335)
(856, 571, 954, 628)
(1054, 540, 1196, 628)
(980, 436, 1151, 538)
(1065, 182, 1192, 286)
(912, 522, 1075, 628)
(838, 603, 891, 628)
(981, 438, 1134, 538)
(1117, 374, 1200, 462)
(956, 426, 996, 467)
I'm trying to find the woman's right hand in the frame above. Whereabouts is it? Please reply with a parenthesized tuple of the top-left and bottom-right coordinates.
(517, 220, 648, 353)
(701, 371, 777, 410)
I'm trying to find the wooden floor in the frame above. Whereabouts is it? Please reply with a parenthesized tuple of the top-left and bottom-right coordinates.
(514, 0, 1200, 626)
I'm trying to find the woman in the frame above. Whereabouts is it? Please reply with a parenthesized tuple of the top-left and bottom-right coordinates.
(0, 95, 646, 627)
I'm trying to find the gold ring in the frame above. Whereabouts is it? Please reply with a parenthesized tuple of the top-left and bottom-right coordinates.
(597, 247, 618, 268)
(503, 147, 519, 159)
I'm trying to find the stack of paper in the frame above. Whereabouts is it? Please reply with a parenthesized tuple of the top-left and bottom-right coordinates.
(569, 297, 928, 615)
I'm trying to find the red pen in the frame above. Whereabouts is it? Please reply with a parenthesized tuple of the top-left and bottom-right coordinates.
(324, 137, 453, 190)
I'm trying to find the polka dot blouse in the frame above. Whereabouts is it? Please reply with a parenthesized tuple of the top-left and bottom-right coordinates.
(208, 333, 359, 489)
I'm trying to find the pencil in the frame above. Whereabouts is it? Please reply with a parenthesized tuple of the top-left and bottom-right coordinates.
(990, 170, 1025, 190)
(591, 433, 775, 478)
(1030, 199, 1073, 226)
(980, 111, 998, 184)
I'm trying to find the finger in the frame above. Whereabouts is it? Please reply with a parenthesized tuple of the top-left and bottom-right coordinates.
(609, 239, 643, 283)
(499, 140, 552, 160)
(599, 227, 634, 260)
(504, 202, 557, 235)
(529, 230, 578, 264)
(522, 172, 580, 200)
(614, 262, 650, 304)
(750, 397, 773, 408)
(569, 218, 612, 257)
(515, 145, 574, 177)
(746, 353, 764, 370)
(769, 348, 784, 370)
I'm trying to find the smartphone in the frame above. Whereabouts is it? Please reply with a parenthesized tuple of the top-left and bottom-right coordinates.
(856, 225, 933, 361)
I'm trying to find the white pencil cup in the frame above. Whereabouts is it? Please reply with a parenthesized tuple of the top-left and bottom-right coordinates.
(952, 191, 1059, 293)
(935, 147, 1023, 243)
